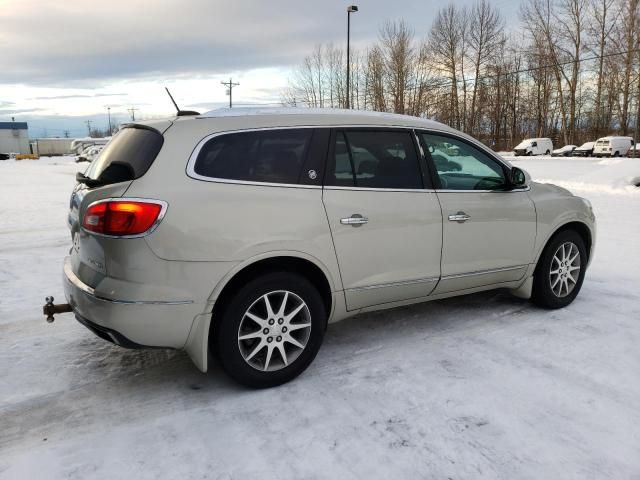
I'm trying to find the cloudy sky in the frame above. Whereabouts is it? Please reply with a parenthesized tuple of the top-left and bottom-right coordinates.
(0, 0, 519, 138)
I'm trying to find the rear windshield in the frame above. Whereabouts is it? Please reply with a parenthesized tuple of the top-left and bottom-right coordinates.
(85, 126, 163, 185)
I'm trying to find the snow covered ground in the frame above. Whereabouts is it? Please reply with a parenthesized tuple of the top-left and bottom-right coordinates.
(1, 155, 639, 479)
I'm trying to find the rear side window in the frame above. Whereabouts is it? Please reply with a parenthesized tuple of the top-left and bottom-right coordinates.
(86, 127, 163, 185)
(327, 130, 423, 189)
(193, 129, 313, 184)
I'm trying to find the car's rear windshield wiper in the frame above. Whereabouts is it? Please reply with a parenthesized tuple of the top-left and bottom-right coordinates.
(76, 172, 103, 188)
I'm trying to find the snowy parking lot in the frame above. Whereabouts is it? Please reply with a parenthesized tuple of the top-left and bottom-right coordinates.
(1, 155, 639, 479)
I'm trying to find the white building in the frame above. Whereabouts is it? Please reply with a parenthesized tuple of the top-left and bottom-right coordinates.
(0, 122, 29, 154)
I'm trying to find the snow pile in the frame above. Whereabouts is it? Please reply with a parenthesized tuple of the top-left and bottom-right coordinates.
(504, 155, 640, 194)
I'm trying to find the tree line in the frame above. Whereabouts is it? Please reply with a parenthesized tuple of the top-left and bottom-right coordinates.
(283, 0, 640, 150)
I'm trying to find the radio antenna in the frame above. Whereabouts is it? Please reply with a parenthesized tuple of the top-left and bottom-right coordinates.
(164, 87, 200, 116)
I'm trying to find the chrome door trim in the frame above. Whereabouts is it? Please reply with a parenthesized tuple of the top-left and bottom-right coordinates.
(349, 276, 440, 292)
(441, 265, 526, 280)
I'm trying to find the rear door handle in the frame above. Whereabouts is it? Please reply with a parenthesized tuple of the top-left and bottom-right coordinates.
(340, 214, 368, 226)
(448, 211, 471, 223)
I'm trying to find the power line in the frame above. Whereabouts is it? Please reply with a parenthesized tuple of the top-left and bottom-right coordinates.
(402, 47, 640, 92)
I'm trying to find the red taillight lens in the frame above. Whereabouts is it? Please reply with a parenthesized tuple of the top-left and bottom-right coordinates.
(82, 200, 164, 236)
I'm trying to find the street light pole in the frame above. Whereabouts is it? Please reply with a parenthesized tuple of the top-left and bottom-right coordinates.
(346, 5, 358, 109)
(107, 107, 112, 136)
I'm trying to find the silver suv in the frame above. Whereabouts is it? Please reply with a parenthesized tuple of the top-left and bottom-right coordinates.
(52, 108, 596, 387)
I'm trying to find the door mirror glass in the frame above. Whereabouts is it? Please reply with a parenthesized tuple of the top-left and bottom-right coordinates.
(510, 167, 527, 187)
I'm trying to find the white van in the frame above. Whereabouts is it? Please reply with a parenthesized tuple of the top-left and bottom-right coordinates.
(593, 136, 634, 157)
(513, 138, 553, 156)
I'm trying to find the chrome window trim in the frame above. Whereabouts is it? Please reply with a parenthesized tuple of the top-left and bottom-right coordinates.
(441, 265, 526, 280)
(434, 186, 531, 193)
(64, 259, 193, 305)
(81, 197, 169, 239)
(324, 186, 437, 193)
(186, 124, 452, 189)
(349, 276, 440, 292)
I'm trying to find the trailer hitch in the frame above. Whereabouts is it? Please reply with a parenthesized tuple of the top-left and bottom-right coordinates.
(43, 296, 72, 323)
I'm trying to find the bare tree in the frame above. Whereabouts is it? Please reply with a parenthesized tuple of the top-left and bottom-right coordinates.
(468, 0, 504, 135)
(428, 4, 467, 129)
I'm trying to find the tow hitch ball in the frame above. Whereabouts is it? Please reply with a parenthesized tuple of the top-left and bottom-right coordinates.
(43, 296, 72, 323)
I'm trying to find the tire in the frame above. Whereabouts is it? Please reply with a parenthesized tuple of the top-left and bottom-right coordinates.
(613, 151, 619, 157)
(532, 230, 587, 309)
(545, 150, 550, 155)
(527, 151, 533, 156)
(215, 272, 326, 388)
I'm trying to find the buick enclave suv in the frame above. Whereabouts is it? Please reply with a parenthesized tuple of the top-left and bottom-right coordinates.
(55, 108, 596, 387)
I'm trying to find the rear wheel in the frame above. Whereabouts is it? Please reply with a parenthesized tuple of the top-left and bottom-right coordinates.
(532, 230, 587, 309)
(216, 272, 326, 388)
(545, 150, 550, 155)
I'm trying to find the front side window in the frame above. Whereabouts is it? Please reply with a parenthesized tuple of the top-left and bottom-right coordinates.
(419, 133, 507, 191)
(193, 129, 313, 184)
(327, 130, 423, 189)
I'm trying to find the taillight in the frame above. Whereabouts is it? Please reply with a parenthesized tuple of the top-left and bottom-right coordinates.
(82, 199, 165, 237)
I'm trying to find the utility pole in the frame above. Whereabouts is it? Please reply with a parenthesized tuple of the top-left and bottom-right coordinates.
(346, 6, 359, 109)
(221, 78, 240, 108)
(63, 130, 70, 138)
(127, 107, 138, 121)
(85, 120, 93, 136)
(107, 107, 112, 135)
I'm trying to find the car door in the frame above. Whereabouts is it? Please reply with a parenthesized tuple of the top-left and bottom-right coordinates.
(418, 131, 536, 294)
(322, 128, 442, 311)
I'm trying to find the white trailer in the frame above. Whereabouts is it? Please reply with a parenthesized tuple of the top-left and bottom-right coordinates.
(34, 138, 73, 156)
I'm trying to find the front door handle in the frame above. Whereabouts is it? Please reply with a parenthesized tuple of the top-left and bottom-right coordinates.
(340, 214, 368, 227)
(448, 211, 471, 223)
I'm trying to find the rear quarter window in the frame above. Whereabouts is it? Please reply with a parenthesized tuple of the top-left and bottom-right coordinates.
(192, 129, 313, 185)
(86, 126, 164, 185)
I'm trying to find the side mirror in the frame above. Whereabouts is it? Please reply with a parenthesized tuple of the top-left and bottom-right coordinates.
(510, 167, 527, 188)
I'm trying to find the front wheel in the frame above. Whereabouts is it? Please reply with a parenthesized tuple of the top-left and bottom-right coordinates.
(215, 272, 326, 388)
(532, 230, 587, 309)
(545, 150, 550, 155)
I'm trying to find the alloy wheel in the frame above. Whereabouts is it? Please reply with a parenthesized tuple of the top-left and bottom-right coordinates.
(549, 242, 581, 298)
(237, 290, 312, 371)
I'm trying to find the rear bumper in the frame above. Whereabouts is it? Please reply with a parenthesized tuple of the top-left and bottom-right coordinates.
(62, 256, 203, 348)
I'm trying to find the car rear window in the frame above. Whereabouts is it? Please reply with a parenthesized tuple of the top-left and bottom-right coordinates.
(85, 126, 164, 185)
(193, 129, 313, 184)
